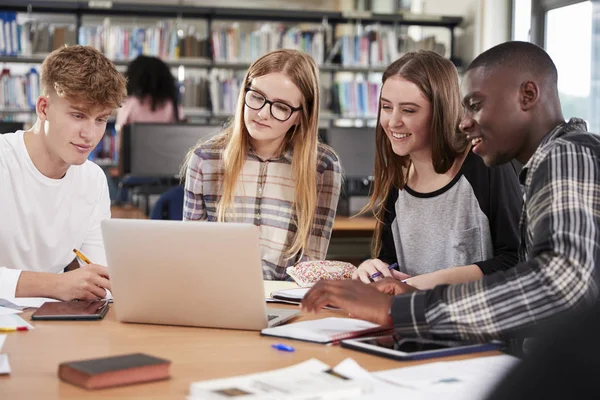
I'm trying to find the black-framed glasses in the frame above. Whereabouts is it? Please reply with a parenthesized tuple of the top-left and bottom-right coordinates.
(244, 88, 302, 122)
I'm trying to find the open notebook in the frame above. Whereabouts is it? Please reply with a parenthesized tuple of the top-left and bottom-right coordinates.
(260, 317, 393, 344)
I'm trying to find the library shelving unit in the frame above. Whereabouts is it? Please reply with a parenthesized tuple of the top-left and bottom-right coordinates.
(0, 1, 463, 122)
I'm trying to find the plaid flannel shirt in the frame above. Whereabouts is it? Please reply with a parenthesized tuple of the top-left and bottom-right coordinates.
(184, 140, 342, 280)
(391, 118, 600, 341)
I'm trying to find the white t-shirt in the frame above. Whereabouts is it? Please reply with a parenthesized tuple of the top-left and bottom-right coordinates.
(0, 131, 111, 298)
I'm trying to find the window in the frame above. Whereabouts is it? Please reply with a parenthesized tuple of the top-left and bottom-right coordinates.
(545, 1, 594, 130)
(513, 0, 532, 41)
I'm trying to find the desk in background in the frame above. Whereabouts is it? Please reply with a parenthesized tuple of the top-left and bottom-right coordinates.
(110, 206, 376, 265)
(1, 305, 500, 399)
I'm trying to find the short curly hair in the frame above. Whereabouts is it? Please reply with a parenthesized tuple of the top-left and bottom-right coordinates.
(41, 45, 127, 111)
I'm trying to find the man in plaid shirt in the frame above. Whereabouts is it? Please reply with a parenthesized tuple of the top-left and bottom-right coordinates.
(302, 41, 600, 342)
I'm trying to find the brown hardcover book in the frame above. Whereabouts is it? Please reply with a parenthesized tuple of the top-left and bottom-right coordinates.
(58, 353, 171, 390)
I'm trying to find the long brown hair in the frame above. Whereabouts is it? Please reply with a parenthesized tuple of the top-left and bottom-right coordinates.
(366, 51, 468, 257)
(184, 49, 322, 259)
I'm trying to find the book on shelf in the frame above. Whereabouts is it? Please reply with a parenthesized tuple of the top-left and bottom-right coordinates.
(79, 20, 209, 61)
(331, 72, 381, 118)
(0, 66, 39, 111)
(89, 122, 118, 166)
(211, 22, 326, 65)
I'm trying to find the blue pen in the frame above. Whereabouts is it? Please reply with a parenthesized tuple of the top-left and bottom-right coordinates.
(371, 262, 399, 279)
(271, 343, 295, 352)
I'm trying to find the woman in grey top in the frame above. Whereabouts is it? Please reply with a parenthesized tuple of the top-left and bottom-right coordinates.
(353, 51, 522, 289)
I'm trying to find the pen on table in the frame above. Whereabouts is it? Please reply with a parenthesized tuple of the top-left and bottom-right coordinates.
(73, 249, 92, 265)
(271, 343, 295, 352)
(370, 262, 399, 280)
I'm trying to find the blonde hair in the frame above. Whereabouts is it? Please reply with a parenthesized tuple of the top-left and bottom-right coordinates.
(41, 45, 127, 110)
(365, 51, 468, 257)
(185, 49, 322, 259)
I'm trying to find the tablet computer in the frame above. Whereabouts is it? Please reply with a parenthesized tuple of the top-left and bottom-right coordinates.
(340, 334, 504, 361)
(31, 300, 110, 321)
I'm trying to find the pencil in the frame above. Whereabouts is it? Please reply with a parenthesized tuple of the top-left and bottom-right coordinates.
(73, 249, 92, 264)
(0, 327, 29, 332)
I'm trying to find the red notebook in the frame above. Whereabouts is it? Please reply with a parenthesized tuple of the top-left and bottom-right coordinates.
(260, 317, 393, 344)
(58, 353, 170, 390)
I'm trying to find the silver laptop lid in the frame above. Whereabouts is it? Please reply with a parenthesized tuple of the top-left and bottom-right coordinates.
(101, 219, 271, 330)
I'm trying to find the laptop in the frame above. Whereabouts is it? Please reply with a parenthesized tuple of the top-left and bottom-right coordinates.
(101, 219, 299, 330)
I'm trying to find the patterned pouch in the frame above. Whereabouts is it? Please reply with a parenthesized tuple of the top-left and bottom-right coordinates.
(286, 260, 356, 287)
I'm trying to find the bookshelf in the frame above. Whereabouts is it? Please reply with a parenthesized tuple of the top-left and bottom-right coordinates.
(0, 1, 463, 125)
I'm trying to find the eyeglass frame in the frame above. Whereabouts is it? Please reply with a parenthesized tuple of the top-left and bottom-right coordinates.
(244, 88, 303, 122)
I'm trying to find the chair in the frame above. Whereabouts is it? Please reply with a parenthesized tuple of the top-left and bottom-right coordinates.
(149, 185, 185, 220)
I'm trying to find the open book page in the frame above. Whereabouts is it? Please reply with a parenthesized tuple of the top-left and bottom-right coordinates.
(261, 317, 383, 344)
(270, 287, 310, 302)
(188, 358, 368, 400)
(263, 280, 298, 299)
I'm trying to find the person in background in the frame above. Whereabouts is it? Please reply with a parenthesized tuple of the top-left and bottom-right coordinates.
(112, 55, 184, 203)
(0, 45, 127, 301)
(302, 41, 600, 343)
(115, 55, 182, 131)
(352, 51, 521, 289)
(183, 49, 342, 280)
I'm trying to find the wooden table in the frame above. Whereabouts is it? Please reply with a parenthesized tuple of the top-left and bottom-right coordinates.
(1, 305, 500, 399)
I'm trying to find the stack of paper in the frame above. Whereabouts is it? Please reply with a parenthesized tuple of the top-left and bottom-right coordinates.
(188, 359, 368, 400)
(188, 355, 519, 400)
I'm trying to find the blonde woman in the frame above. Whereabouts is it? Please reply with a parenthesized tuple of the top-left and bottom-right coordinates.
(183, 49, 342, 280)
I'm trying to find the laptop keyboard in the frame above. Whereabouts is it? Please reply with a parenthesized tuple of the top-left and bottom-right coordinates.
(267, 315, 278, 321)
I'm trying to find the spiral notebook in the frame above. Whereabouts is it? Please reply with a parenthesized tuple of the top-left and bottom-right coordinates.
(260, 317, 393, 344)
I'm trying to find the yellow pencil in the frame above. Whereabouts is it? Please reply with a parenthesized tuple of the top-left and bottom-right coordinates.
(73, 249, 92, 264)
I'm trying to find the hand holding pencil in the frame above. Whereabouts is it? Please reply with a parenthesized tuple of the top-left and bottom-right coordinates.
(49, 249, 111, 302)
(352, 259, 411, 284)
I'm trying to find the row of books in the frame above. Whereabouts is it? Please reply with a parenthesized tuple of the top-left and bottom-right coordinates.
(88, 124, 118, 165)
(211, 23, 326, 65)
(0, 67, 39, 110)
(331, 73, 382, 118)
(78, 22, 209, 61)
(1, 14, 78, 56)
(2, 13, 449, 67)
(0, 12, 18, 56)
(0, 67, 382, 119)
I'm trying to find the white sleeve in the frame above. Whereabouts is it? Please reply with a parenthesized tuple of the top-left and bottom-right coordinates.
(0, 267, 22, 298)
(79, 171, 111, 266)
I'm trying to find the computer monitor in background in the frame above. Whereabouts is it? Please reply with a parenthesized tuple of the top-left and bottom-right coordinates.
(0, 122, 25, 134)
(325, 127, 376, 215)
(121, 123, 220, 178)
(326, 126, 375, 180)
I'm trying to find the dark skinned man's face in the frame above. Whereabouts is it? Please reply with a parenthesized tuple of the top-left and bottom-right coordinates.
(460, 66, 530, 166)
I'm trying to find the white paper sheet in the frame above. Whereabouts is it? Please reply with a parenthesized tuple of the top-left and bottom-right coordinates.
(188, 358, 367, 400)
(0, 306, 21, 316)
(0, 314, 35, 330)
(0, 297, 59, 309)
(0, 354, 10, 375)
